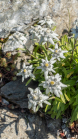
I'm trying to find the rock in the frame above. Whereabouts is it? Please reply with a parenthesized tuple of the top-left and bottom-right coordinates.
(0, 0, 49, 39)
(62, 122, 71, 139)
(46, 118, 61, 132)
(49, 0, 78, 36)
(0, 78, 38, 108)
(0, 107, 61, 139)
(0, 0, 78, 39)
(1, 0, 78, 54)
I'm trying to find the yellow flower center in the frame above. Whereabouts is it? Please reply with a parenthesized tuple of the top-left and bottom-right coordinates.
(34, 91, 37, 93)
(45, 63, 49, 67)
(23, 69, 26, 72)
(50, 81, 55, 85)
(33, 95, 37, 100)
(55, 50, 58, 53)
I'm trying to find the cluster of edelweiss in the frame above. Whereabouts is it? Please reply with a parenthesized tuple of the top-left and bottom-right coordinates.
(17, 16, 68, 112)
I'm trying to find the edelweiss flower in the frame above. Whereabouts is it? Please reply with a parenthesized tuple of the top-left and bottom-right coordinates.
(28, 87, 51, 112)
(39, 28, 59, 45)
(49, 43, 68, 61)
(30, 25, 42, 41)
(38, 16, 55, 28)
(39, 73, 67, 97)
(30, 25, 59, 45)
(17, 63, 35, 82)
(37, 57, 56, 79)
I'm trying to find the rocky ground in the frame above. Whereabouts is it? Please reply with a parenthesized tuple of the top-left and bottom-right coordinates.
(0, 106, 61, 139)
(0, 78, 78, 139)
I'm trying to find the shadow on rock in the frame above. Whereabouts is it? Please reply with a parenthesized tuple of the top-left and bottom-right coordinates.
(0, 107, 61, 139)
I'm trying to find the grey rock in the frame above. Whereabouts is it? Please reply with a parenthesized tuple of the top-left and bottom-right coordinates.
(49, 0, 78, 36)
(0, 0, 78, 39)
(0, 29, 10, 38)
(0, 108, 61, 139)
(62, 124, 71, 139)
(1, 78, 38, 108)
(0, 0, 49, 39)
(62, 118, 68, 124)
(46, 118, 61, 132)
(1, 0, 78, 54)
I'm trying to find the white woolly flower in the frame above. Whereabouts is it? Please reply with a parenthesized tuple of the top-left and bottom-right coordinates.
(30, 25, 59, 45)
(49, 43, 68, 61)
(38, 16, 55, 28)
(39, 28, 59, 45)
(28, 87, 51, 112)
(30, 25, 42, 41)
(39, 73, 67, 97)
(37, 57, 56, 79)
(17, 63, 35, 82)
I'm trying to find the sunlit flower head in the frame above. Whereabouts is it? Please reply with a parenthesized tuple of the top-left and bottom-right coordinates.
(37, 57, 56, 79)
(28, 87, 51, 112)
(17, 63, 35, 82)
(38, 16, 55, 28)
(30, 24, 59, 45)
(39, 73, 67, 97)
(39, 28, 59, 45)
(49, 43, 68, 61)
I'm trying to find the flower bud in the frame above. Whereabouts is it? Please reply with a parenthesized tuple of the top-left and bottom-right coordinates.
(0, 38, 4, 42)
(12, 77, 17, 81)
(11, 64, 15, 69)
(13, 71, 17, 75)
(4, 63, 7, 67)
(6, 52, 11, 59)
(1, 58, 6, 64)
(17, 52, 21, 57)
(1, 58, 7, 67)
(6, 68, 10, 71)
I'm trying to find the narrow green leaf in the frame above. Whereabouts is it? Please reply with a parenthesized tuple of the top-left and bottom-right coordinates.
(60, 94, 66, 104)
(25, 78, 32, 86)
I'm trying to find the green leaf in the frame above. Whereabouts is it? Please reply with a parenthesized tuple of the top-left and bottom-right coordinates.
(54, 97, 63, 103)
(71, 106, 78, 122)
(45, 104, 51, 112)
(52, 26, 56, 31)
(62, 68, 67, 77)
(25, 78, 32, 86)
(41, 45, 47, 56)
(64, 80, 75, 86)
(56, 110, 61, 119)
(57, 102, 61, 110)
(66, 71, 74, 78)
(60, 94, 66, 104)
(64, 92, 70, 101)
(51, 113, 55, 119)
(73, 101, 78, 106)
(34, 45, 39, 56)
(36, 105, 40, 112)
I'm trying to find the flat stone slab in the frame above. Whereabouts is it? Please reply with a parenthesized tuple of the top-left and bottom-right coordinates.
(1, 78, 38, 108)
(0, 107, 61, 139)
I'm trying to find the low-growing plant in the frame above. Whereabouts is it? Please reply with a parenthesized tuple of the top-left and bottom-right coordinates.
(16, 16, 78, 123)
(0, 43, 20, 85)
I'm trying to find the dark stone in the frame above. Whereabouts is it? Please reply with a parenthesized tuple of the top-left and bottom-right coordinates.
(1, 78, 38, 108)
